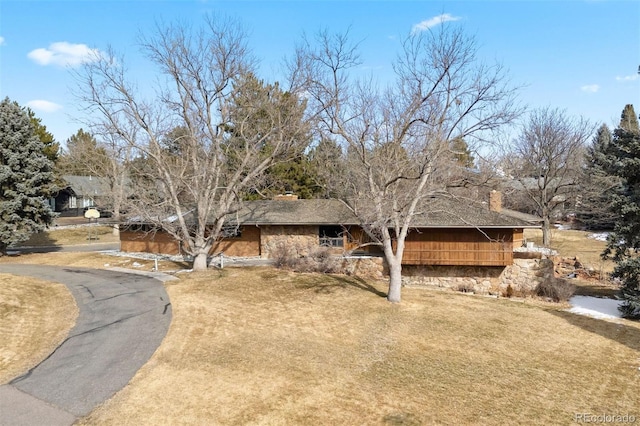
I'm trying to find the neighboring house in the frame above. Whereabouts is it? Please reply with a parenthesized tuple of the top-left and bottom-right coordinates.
(50, 175, 110, 217)
(120, 192, 540, 268)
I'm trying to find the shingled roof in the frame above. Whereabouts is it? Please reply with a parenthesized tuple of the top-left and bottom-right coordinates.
(232, 199, 359, 225)
(230, 197, 539, 229)
(62, 175, 110, 197)
(408, 197, 540, 228)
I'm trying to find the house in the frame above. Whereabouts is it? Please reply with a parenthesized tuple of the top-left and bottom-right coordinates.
(50, 175, 110, 217)
(120, 191, 539, 266)
(120, 192, 554, 294)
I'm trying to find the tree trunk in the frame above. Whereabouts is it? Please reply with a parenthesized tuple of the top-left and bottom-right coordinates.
(385, 257, 402, 303)
(542, 217, 551, 247)
(193, 251, 209, 271)
(112, 223, 120, 237)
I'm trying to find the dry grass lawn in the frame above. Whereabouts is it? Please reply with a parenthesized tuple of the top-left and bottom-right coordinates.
(0, 251, 190, 273)
(15, 225, 119, 247)
(75, 267, 640, 425)
(524, 228, 613, 273)
(0, 273, 78, 384)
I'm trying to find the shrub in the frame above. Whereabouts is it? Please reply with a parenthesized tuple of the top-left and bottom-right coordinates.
(271, 242, 298, 269)
(535, 278, 576, 302)
(308, 246, 340, 273)
(456, 282, 475, 293)
(502, 284, 514, 298)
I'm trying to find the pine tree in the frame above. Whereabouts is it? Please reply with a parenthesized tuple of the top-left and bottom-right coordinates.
(450, 137, 475, 168)
(57, 128, 110, 176)
(577, 124, 622, 230)
(27, 108, 59, 163)
(309, 138, 344, 199)
(0, 97, 57, 254)
(619, 104, 639, 133)
(603, 104, 640, 318)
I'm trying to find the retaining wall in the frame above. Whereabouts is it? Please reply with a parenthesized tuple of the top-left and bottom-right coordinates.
(400, 256, 555, 295)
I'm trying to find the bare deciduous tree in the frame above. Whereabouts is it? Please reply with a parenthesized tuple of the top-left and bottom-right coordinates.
(76, 17, 310, 270)
(290, 25, 521, 302)
(502, 107, 594, 246)
(58, 128, 132, 236)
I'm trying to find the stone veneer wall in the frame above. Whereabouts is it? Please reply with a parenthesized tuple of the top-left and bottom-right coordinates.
(260, 225, 319, 258)
(338, 256, 386, 279)
(499, 258, 556, 293)
(400, 257, 555, 295)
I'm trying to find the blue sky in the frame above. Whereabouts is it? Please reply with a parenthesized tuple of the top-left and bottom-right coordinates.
(1, 0, 638, 146)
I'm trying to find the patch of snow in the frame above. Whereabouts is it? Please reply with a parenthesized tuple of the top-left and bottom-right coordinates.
(132, 262, 143, 268)
(553, 223, 571, 231)
(102, 250, 188, 262)
(568, 295, 622, 319)
(513, 246, 557, 256)
(587, 232, 609, 242)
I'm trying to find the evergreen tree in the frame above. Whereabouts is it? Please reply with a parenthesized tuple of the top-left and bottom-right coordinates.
(57, 128, 111, 176)
(450, 137, 475, 168)
(27, 108, 59, 163)
(0, 98, 57, 255)
(244, 155, 321, 200)
(309, 138, 344, 199)
(576, 124, 622, 230)
(224, 73, 315, 199)
(603, 104, 640, 318)
(619, 104, 639, 133)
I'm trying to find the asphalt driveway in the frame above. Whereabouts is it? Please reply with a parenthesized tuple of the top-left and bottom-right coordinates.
(0, 265, 173, 426)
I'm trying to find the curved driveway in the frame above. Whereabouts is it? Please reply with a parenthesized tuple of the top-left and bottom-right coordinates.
(0, 265, 172, 425)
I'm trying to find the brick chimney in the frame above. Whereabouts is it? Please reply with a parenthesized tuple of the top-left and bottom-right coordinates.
(274, 192, 299, 201)
(489, 190, 502, 212)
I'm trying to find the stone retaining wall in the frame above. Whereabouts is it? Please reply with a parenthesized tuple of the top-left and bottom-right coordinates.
(338, 256, 386, 279)
(400, 257, 556, 295)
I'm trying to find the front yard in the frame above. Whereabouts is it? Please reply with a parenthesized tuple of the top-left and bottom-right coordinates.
(74, 266, 637, 425)
(1, 228, 638, 424)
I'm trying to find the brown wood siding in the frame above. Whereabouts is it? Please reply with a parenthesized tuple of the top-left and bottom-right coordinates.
(513, 228, 524, 248)
(399, 228, 514, 266)
(121, 226, 261, 257)
(211, 226, 261, 257)
(344, 226, 383, 255)
(120, 230, 181, 255)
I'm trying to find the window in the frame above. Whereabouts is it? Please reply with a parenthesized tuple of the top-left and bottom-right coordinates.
(220, 224, 242, 238)
(319, 225, 344, 247)
(69, 195, 77, 209)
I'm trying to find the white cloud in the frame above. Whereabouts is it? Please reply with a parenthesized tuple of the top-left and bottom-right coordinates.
(27, 42, 101, 67)
(0, 36, 5, 46)
(616, 74, 639, 82)
(580, 84, 600, 93)
(412, 14, 462, 34)
(26, 100, 63, 113)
